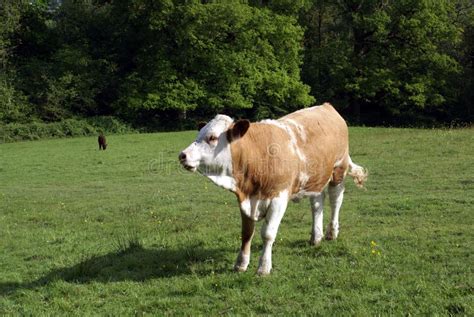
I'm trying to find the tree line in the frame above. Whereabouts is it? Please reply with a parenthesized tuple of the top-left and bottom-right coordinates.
(1, 0, 473, 129)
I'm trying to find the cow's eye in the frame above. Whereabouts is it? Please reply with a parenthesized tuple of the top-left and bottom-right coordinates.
(208, 135, 218, 143)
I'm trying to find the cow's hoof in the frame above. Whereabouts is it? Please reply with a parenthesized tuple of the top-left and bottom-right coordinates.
(309, 234, 323, 246)
(257, 261, 272, 276)
(234, 253, 250, 272)
(325, 228, 339, 240)
(234, 265, 248, 272)
(309, 238, 323, 246)
(257, 267, 271, 276)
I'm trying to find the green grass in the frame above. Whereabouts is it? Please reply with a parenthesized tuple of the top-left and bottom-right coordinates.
(0, 128, 473, 315)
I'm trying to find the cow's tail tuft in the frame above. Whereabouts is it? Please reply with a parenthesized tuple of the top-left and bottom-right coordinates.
(348, 157, 368, 188)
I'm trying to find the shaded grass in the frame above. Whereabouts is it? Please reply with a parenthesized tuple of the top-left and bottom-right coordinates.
(0, 127, 473, 315)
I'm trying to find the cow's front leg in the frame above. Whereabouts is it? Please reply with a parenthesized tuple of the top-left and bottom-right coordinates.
(258, 192, 289, 275)
(234, 212, 255, 272)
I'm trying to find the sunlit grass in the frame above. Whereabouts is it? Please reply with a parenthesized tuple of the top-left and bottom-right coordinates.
(0, 127, 472, 315)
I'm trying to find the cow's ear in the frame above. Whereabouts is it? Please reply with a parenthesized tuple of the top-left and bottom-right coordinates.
(197, 121, 207, 131)
(227, 119, 250, 142)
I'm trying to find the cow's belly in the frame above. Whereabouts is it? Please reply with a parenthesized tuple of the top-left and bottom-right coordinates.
(290, 189, 323, 202)
(290, 169, 331, 202)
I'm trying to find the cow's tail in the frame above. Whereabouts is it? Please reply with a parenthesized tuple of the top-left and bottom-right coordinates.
(347, 156, 368, 188)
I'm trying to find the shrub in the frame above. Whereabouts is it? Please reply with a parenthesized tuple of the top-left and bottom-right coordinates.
(0, 116, 134, 143)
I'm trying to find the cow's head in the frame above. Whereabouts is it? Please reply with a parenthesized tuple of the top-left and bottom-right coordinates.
(179, 115, 249, 174)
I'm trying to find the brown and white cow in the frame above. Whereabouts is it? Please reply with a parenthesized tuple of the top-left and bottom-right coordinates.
(179, 103, 367, 275)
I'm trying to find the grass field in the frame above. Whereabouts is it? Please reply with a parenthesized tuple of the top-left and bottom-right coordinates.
(0, 127, 473, 315)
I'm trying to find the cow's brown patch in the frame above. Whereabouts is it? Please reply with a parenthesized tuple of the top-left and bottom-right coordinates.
(230, 103, 351, 202)
(230, 122, 298, 202)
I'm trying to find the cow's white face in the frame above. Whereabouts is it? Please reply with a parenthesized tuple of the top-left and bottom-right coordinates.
(179, 114, 234, 174)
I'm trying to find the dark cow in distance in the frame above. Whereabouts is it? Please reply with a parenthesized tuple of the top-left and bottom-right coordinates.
(98, 134, 107, 150)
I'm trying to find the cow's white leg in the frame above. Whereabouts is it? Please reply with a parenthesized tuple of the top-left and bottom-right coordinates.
(309, 193, 324, 245)
(258, 191, 288, 275)
(326, 183, 344, 240)
(234, 212, 255, 272)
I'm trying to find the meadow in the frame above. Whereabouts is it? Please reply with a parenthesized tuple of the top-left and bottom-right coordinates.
(0, 127, 472, 315)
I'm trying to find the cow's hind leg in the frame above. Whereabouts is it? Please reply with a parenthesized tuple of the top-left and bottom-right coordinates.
(258, 192, 288, 275)
(326, 165, 347, 240)
(327, 183, 344, 240)
(234, 212, 255, 272)
(309, 193, 324, 246)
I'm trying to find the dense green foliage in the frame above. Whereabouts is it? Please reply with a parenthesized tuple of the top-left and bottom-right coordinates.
(0, 0, 473, 127)
(1, 128, 473, 314)
(301, 0, 473, 124)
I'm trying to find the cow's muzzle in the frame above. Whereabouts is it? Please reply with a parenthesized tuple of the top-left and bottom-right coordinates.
(179, 152, 197, 172)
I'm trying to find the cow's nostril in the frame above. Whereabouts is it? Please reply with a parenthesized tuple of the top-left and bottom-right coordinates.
(179, 152, 186, 161)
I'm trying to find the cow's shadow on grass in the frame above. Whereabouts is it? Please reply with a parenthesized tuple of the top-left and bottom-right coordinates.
(0, 242, 229, 295)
